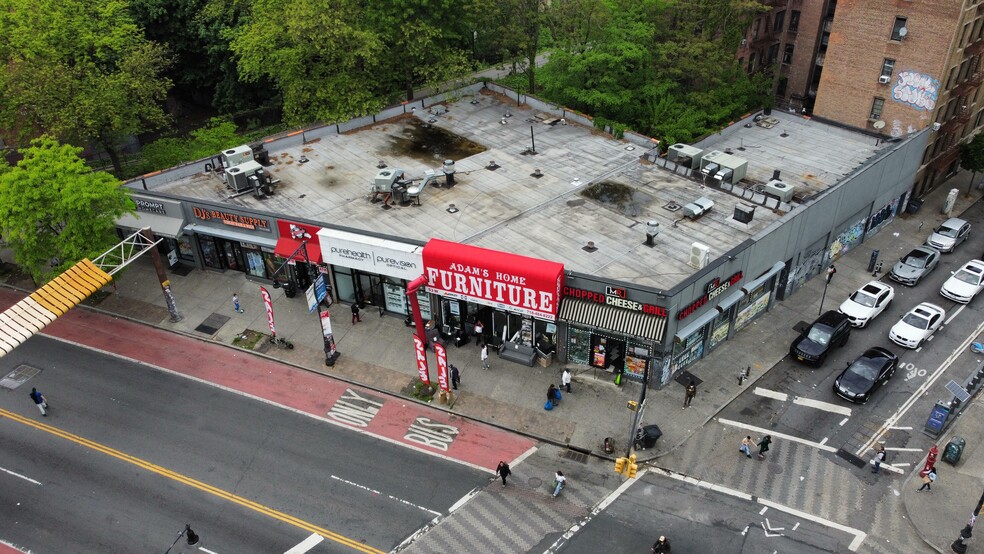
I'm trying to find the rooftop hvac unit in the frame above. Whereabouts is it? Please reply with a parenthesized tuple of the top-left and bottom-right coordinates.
(733, 204, 755, 223)
(682, 197, 714, 218)
(221, 145, 253, 169)
(763, 179, 796, 202)
(689, 242, 711, 269)
(668, 144, 704, 169)
(225, 160, 263, 192)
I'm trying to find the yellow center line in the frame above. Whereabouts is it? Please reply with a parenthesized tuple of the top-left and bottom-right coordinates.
(0, 408, 384, 554)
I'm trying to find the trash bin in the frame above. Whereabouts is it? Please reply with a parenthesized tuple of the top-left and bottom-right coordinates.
(283, 281, 297, 298)
(633, 424, 663, 450)
(906, 198, 924, 214)
(943, 436, 966, 465)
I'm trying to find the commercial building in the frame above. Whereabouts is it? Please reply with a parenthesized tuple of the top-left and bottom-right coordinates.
(121, 83, 926, 388)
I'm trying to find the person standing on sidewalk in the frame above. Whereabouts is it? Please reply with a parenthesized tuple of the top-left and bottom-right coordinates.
(29, 387, 48, 417)
(481, 343, 490, 370)
(918, 466, 937, 491)
(496, 461, 511, 487)
(757, 435, 772, 459)
(683, 380, 697, 409)
(233, 293, 244, 313)
(562, 369, 572, 394)
(351, 302, 362, 324)
(651, 536, 671, 553)
(872, 444, 887, 473)
(450, 364, 460, 390)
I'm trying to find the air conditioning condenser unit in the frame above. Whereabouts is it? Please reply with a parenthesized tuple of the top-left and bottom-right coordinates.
(878, 75, 891, 84)
(689, 242, 711, 269)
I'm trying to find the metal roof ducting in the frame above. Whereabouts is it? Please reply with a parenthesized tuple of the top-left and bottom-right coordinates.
(700, 151, 747, 185)
(682, 197, 714, 218)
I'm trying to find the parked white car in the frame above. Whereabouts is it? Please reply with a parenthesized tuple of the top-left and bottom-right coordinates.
(926, 217, 971, 253)
(838, 281, 895, 328)
(889, 302, 946, 349)
(940, 259, 984, 303)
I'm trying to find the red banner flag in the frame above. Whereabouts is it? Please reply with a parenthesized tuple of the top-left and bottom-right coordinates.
(434, 342, 449, 391)
(412, 334, 430, 385)
(260, 287, 276, 335)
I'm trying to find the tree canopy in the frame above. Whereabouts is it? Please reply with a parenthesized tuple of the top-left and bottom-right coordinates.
(959, 133, 984, 194)
(0, 137, 134, 285)
(0, 0, 172, 177)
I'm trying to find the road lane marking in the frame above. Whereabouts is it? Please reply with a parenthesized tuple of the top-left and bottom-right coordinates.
(889, 426, 912, 430)
(819, 438, 828, 446)
(754, 388, 788, 401)
(284, 533, 324, 554)
(0, 465, 41, 485)
(839, 418, 849, 426)
(717, 418, 838, 453)
(655, 469, 866, 551)
(856, 318, 984, 457)
(885, 447, 922, 452)
(945, 305, 965, 325)
(0, 408, 385, 554)
(793, 397, 852, 416)
(330, 475, 440, 516)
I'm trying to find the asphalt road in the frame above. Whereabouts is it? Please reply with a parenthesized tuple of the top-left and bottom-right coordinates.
(565, 471, 854, 553)
(0, 337, 487, 553)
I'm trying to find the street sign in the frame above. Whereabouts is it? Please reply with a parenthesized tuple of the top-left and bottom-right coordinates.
(305, 283, 317, 313)
(314, 274, 328, 304)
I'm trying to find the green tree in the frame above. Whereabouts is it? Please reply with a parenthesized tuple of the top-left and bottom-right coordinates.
(229, 0, 385, 125)
(0, 0, 172, 177)
(0, 137, 134, 285)
(139, 118, 243, 173)
(959, 133, 984, 195)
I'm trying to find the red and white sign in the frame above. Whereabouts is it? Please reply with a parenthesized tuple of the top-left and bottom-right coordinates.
(422, 239, 564, 321)
(434, 342, 449, 392)
(274, 220, 324, 263)
(412, 334, 430, 385)
(320, 309, 336, 356)
(260, 286, 276, 335)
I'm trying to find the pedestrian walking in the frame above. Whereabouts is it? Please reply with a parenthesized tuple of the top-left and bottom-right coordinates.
(233, 293, 244, 313)
(872, 444, 886, 473)
(562, 368, 572, 394)
(739, 436, 753, 458)
(551, 471, 566, 497)
(918, 466, 937, 491)
(496, 461, 511, 487)
(683, 380, 697, 409)
(547, 384, 559, 405)
(651, 535, 671, 554)
(481, 343, 490, 370)
(757, 435, 772, 459)
(351, 302, 361, 324)
(450, 364, 460, 390)
(29, 387, 48, 416)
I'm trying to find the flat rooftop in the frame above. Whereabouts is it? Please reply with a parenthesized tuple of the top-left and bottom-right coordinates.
(148, 90, 884, 290)
(695, 111, 882, 200)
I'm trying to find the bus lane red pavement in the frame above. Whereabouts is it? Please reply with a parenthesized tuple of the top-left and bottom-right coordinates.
(0, 289, 536, 471)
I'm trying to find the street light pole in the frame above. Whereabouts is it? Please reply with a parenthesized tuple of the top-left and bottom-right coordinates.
(269, 240, 339, 366)
(818, 264, 836, 315)
(951, 489, 984, 553)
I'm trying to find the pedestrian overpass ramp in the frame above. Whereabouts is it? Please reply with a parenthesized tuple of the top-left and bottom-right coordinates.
(0, 259, 112, 357)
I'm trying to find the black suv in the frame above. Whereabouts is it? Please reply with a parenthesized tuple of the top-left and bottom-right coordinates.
(790, 311, 852, 366)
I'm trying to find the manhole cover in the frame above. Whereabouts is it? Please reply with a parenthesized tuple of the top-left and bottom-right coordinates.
(0, 364, 41, 389)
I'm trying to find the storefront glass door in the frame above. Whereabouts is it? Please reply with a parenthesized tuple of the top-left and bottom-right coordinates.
(218, 239, 244, 271)
(199, 237, 223, 270)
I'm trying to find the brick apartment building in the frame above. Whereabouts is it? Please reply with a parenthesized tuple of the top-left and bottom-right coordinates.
(739, 0, 984, 199)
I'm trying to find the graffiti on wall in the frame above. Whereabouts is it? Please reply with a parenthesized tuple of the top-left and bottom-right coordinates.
(830, 218, 866, 261)
(892, 70, 939, 111)
(867, 196, 902, 237)
(786, 243, 827, 297)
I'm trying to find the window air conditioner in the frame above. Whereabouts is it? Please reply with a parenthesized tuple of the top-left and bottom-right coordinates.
(878, 75, 891, 84)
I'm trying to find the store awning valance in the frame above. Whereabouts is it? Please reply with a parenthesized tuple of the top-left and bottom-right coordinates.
(559, 297, 666, 343)
(673, 308, 719, 342)
(183, 224, 278, 249)
(741, 261, 786, 294)
(716, 289, 746, 312)
(117, 212, 186, 238)
(275, 236, 323, 264)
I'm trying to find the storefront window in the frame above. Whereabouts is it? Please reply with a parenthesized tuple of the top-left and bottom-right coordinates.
(177, 236, 195, 261)
(534, 321, 557, 356)
(244, 248, 267, 278)
(671, 327, 705, 372)
(624, 342, 650, 380)
(417, 289, 432, 321)
(735, 282, 771, 331)
(199, 237, 222, 269)
(707, 310, 732, 350)
(334, 266, 356, 303)
(567, 326, 592, 365)
(384, 281, 408, 314)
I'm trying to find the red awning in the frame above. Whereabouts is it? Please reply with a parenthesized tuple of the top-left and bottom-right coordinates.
(422, 239, 564, 320)
(274, 237, 323, 263)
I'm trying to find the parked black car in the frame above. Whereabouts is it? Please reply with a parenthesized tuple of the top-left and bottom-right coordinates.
(833, 347, 898, 404)
(790, 311, 852, 366)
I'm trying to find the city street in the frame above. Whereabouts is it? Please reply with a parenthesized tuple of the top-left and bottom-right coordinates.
(0, 337, 502, 552)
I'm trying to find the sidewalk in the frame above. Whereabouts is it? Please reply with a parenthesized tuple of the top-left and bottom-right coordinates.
(1, 172, 980, 470)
